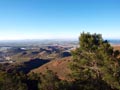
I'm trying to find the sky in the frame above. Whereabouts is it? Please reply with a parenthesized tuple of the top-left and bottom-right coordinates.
(0, 0, 120, 40)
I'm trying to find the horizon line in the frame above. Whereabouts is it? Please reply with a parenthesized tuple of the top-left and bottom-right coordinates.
(0, 38, 120, 41)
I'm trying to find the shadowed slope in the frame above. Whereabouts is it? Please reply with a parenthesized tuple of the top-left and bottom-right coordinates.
(30, 57, 72, 80)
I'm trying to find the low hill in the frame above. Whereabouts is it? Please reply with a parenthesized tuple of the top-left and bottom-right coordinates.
(30, 45, 120, 80)
(10, 46, 71, 63)
(30, 57, 72, 80)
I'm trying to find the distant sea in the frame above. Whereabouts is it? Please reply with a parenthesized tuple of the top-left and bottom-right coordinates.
(108, 39, 120, 45)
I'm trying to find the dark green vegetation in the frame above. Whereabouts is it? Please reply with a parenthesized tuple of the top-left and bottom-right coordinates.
(70, 32, 120, 90)
(0, 32, 120, 90)
(0, 71, 27, 90)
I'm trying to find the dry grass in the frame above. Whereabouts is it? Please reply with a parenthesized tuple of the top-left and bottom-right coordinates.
(113, 45, 120, 51)
(30, 57, 72, 80)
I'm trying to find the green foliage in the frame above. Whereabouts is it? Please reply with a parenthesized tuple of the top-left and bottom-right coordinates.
(70, 32, 120, 90)
(38, 69, 72, 90)
(38, 70, 61, 90)
(0, 71, 27, 90)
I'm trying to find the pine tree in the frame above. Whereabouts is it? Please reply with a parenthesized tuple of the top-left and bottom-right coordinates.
(38, 70, 61, 90)
(70, 32, 120, 90)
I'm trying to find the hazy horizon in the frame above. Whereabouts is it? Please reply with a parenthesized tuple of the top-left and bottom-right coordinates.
(0, 37, 120, 41)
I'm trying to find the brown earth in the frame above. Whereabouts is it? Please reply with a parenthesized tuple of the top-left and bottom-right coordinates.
(30, 45, 120, 80)
(30, 57, 72, 80)
(113, 45, 120, 51)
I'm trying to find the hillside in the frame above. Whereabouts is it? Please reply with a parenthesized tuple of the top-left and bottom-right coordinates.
(5, 45, 72, 63)
(30, 45, 120, 80)
(30, 57, 72, 80)
(0, 33, 120, 90)
(113, 45, 120, 50)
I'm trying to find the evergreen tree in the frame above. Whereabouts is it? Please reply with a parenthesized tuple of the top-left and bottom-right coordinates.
(38, 70, 62, 90)
(70, 32, 120, 90)
(0, 71, 27, 90)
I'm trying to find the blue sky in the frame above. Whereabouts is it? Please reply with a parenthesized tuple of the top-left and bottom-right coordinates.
(0, 0, 120, 40)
